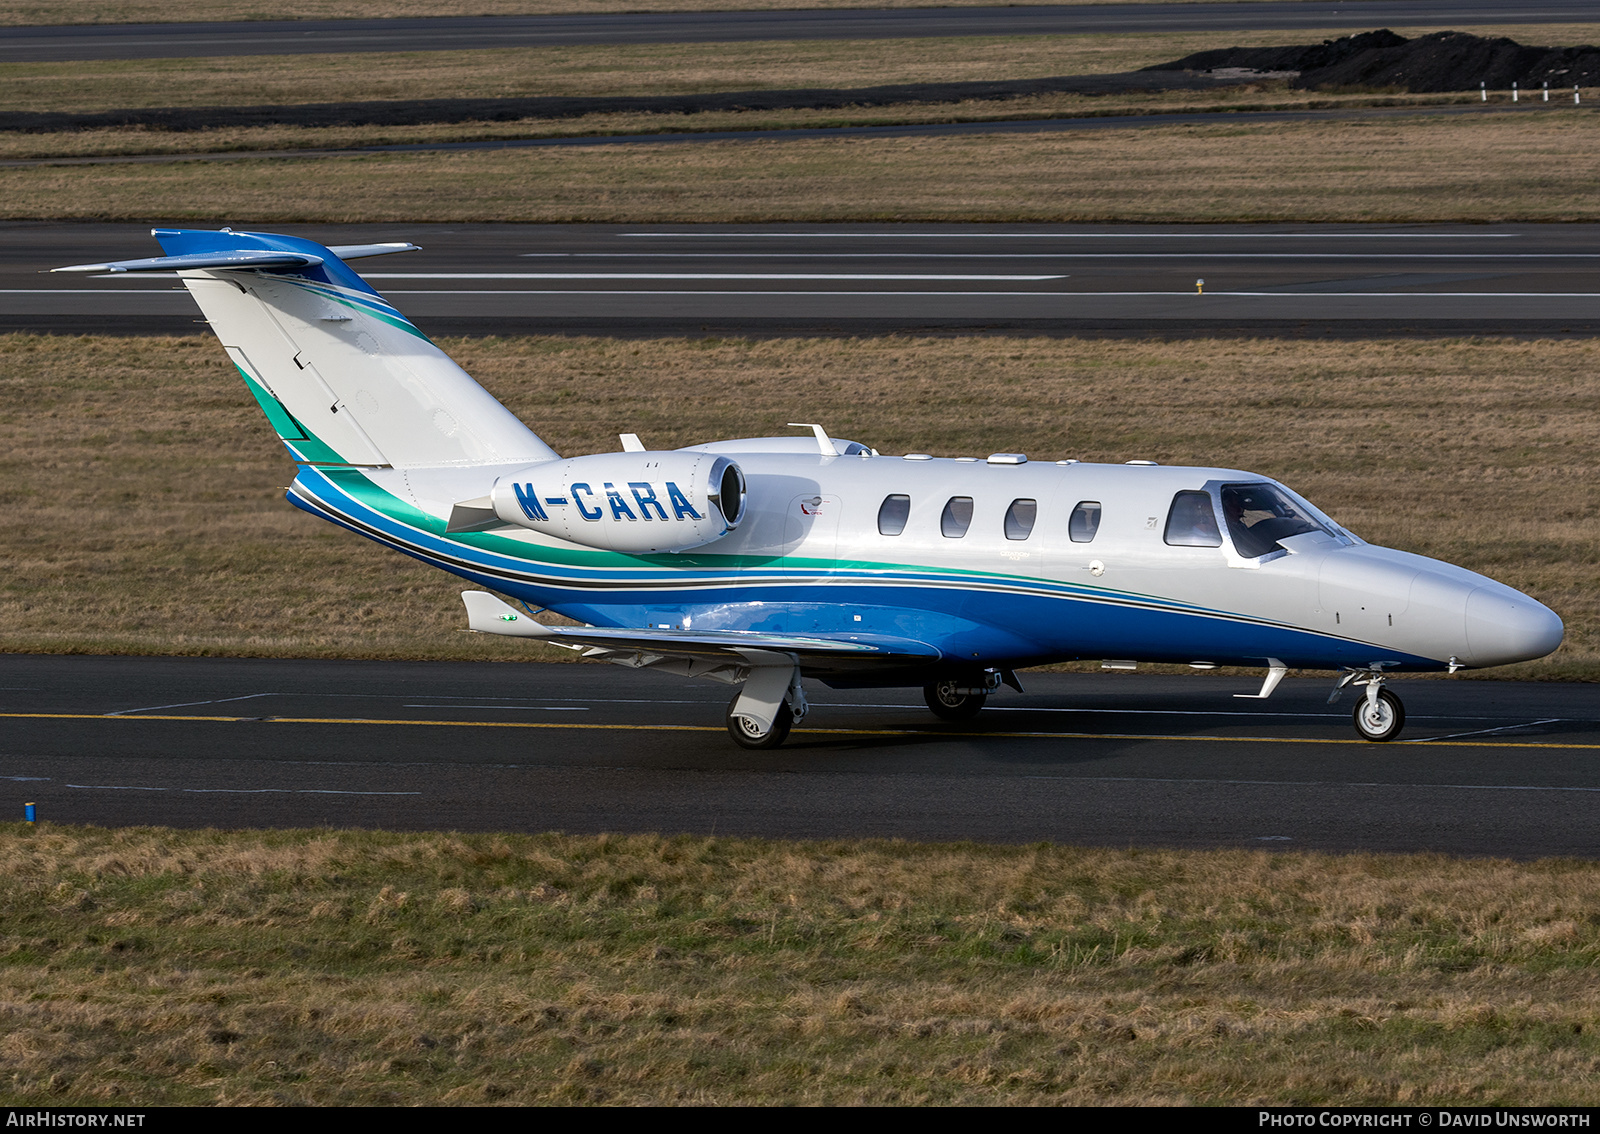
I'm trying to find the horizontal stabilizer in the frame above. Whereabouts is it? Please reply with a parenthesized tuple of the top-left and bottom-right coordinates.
(52, 250, 324, 274)
(461, 592, 941, 667)
(326, 243, 420, 261)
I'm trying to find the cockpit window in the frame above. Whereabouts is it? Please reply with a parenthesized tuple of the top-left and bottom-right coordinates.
(1004, 498, 1036, 540)
(1069, 501, 1101, 543)
(1164, 491, 1222, 547)
(1220, 482, 1329, 558)
(877, 494, 910, 536)
(941, 496, 974, 538)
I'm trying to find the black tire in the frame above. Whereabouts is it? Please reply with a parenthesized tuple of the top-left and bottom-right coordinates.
(726, 693, 794, 749)
(923, 680, 987, 721)
(1352, 687, 1405, 742)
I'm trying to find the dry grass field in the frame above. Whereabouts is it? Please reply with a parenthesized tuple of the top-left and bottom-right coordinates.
(3, 24, 1595, 166)
(5, 109, 1600, 224)
(20, 28, 1597, 115)
(0, 34, 1308, 113)
(0, 90, 1492, 162)
(5, 825, 1600, 1105)
(0, 0, 1333, 27)
(0, 332, 1594, 677)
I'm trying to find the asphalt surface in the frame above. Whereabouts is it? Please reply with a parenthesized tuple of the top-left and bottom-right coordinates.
(3, 655, 1597, 857)
(5, 2, 1596, 63)
(8, 220, 1600, 338)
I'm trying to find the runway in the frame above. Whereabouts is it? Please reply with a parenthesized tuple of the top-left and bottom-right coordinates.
(5, 2, 1595, 63)
(2, 655, 1597, 858)
(7, 221, 1600, 338)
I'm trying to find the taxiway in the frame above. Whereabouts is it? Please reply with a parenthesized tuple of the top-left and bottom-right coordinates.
(2, 655, 1597, 858)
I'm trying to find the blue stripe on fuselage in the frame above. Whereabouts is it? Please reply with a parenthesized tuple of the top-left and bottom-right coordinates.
(288, 467, 1440, 672)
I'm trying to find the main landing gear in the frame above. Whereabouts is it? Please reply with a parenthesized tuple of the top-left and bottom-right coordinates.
(725, 663, 807, 749)
(1330, 669, 1406, 742)
(923, 670, 1014, 722)
(726, 694, 794, 749)
(923, 679, 987, 721)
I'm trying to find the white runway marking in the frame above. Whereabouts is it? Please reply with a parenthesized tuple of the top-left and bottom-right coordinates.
(65, 783, 420, 795)
(108, 692, 278, 716)
(625, 232, 1521, 240)
(1407, 718, 1563, 742)
(361, 272, 1066, 281)
(403, 703, 590, 711)
(523, 252, 1600, 260)
(1022, 774, 1600, 793)
(375, 288, 1600, 298)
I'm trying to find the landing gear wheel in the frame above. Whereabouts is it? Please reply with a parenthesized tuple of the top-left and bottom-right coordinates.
(1352, 687, 1405, 742)
(726, 694, 794, 750)
(924, 680, 987, 721)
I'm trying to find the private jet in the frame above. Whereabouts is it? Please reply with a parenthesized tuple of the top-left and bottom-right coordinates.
(57, 229, 1565, 747)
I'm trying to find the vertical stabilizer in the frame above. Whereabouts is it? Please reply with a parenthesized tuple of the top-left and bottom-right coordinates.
(147, 229, 558, 469)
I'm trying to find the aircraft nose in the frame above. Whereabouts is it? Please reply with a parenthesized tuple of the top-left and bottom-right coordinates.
(1464, 586, 1564, 666)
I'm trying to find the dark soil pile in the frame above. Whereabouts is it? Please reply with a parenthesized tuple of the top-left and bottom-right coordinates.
(1147, 29, 1600, 92)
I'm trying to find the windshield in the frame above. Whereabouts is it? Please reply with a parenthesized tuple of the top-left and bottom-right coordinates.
(1220, 482, 1331, 558)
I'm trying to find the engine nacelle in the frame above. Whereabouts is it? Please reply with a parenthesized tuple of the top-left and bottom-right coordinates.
(490, 451, 746, 553)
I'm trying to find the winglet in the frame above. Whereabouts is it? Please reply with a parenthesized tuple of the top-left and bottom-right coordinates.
(462, 591, 551, 637)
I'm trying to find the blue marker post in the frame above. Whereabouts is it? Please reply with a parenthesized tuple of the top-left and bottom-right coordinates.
(24, 802, 36, 825)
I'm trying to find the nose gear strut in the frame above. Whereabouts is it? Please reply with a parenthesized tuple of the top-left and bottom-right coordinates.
(1328, 666, 1406, 742)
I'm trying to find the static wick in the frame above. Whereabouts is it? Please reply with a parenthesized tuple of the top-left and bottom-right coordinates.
(1196, 278, 1204, 295)
(23, 802, 35, 825)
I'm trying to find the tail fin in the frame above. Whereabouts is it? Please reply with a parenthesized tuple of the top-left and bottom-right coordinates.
(60, 228, 557, 470)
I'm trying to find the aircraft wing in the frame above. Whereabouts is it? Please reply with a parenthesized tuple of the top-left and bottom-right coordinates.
(462, 591, 941, 674)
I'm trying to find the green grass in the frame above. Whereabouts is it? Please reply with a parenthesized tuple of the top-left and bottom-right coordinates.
(6, 826, 1600, 1105)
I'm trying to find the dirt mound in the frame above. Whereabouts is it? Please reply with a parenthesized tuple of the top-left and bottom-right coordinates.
(1148, 30, 1600, 93)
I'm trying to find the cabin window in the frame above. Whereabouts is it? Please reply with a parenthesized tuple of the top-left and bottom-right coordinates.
(1004, 498, 1037, 540)
(877, 494, 911, 536)
(1069, 501, 1102, 543)
(940, 496, 974, 538)
(1164, 491, 1222, 547)
(1220, 482, 1330, 558)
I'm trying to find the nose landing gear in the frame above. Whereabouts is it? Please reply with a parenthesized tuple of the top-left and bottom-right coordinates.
(1330, 668, 1406, 742)
(1352, 686, 1405, 742)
